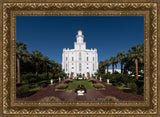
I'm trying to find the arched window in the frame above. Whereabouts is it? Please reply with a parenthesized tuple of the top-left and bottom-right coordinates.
(93, 64, 94, 71)
(87, 57, 88, 61)
(79, 63, 81, 71)
(79, 52, 81, 61)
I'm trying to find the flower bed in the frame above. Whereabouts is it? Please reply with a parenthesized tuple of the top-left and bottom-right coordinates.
(75, 85, 87, 94)
(88, 79, 97, 84)
(64, 79, 72, 84)
(93, 83, 105, 89)
(55, 83, 68, 89)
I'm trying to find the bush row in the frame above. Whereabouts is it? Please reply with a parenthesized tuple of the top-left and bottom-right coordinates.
(21, 72, 63, 84)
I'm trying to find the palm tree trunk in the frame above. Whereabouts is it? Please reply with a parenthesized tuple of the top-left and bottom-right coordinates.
(135, 59, 138, 80)
(17, 58, 21, 84)
(43, 62, 45, 72)
(46, 64, 48, 79)
(112, 64, 114, 73)
(121, 62, 123, 73)
(36, 62, 38, 79)
(107, 66, 109, 73)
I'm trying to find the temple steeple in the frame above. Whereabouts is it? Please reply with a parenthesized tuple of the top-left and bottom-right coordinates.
(76, 29, 84, 43)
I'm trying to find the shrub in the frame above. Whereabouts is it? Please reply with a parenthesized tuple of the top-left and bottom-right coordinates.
(75, 85, 87, 93)
(56, 83, 68, 89)
(16, 84, 30, 98)
(39, 83, 48, 88)
(109, 73, 135, 86)
(64, 79, 72, 84)
(105, 73, 111, 79)
(96, 96, 119, 102)
(30, 88, 40, 92)
(130, 83, 137, 95)
(88, 79, 97, 84)
(28, 83, 39, 89)
(40, 96, 61, 102)
(137, 85, 144, 95)
(136, 80, 144, 88)
(21, 72, 36, 83)
(38, 73, 48, 80)
(48, 73, 53, 79)
(93, 83, 105, 89)
(37, 80, 50, 85)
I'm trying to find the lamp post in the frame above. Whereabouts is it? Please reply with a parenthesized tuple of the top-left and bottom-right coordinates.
(100, 76, 102, 81)
(50, 79, 53, 85)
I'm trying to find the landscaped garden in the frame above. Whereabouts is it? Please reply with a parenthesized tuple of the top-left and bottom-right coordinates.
(16, 41, 68, 98)
(55, 79, 105, 92)
(96, 43, 144, 96)
(66, 79, 95, 90)
(16, 41, 144, 101)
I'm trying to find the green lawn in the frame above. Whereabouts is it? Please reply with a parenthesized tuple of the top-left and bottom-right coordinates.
(117, 87, 126, 90)
(66, 79, 96, 90)
(106, 83, 112, 85)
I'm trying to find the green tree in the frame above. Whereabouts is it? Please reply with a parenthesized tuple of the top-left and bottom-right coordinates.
(31, 50, 43, 79)
(42, 56, 50, 78)
(127, 44, 143, 80)
(104, 59, 111, 73)
(110, 56, 116, 74)
(98, 61, 106, 75)
(117, 51, 125, 73)
(16, 41, 28, 84)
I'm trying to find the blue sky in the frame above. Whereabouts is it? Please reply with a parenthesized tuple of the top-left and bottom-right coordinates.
(16, 16, 144, 69)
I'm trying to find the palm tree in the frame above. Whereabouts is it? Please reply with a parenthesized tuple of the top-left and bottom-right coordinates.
(16, 41, 28, 84)
(117, 51, 125, 73)
(110, 56, 116, 73)
(114, 57, 119, 70)
(104, 59, 111, 73)
(48, 59, 55, 72)
(98, 61, 106, 75)
(127, 44, 143, 80)
(31, 50, 43, 79)
(42, 56, 50, 78)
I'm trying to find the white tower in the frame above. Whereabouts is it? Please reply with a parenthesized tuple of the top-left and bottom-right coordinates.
(74, 29, 86, 50)
(62, 29, 98, 78)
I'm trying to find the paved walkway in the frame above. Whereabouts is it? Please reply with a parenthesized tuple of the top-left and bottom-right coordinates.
(16, 79, 144, 101)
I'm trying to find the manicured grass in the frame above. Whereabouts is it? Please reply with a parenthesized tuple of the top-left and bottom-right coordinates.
(117, 87, 126, 90)
(106, 83, 112, 85)
(66, 79, 96, 90)
(48, 84, 52, 86)
(30, 88, 40, 92)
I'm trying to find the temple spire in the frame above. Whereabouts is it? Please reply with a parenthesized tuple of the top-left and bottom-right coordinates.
(76, 29, 84, 43)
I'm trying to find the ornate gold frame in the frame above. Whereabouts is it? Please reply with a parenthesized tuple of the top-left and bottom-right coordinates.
(0, 0, 160, 116)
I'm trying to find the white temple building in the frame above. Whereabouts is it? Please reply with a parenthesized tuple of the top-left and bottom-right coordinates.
(62, 29, 98, 78)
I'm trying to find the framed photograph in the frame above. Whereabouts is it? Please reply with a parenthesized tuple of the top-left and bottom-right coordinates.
(0, 0, 160, 116)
